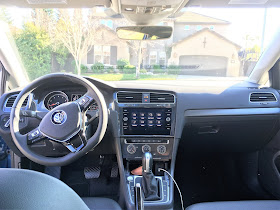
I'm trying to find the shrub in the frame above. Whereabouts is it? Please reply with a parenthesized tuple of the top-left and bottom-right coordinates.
(117, 59, 130, 72)
(123, 65, 136, 74)
(107, 66, 115, 73)
(167, 65, 180, 75)
(153, 65, 165, 74)
(91, 62, 104, 73)
(81, 64, 88, 74)
(153, 64, 161, 69)
(140, 69, 147, 74)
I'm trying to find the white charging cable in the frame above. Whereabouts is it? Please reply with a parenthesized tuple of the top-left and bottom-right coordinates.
(158, 168, 184, 210)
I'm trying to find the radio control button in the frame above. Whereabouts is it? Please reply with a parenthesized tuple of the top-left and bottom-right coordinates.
(142, 145, 151, 153)
(157, 145, 167, 155)
(123, 117, 128, 122)
(132, 113, 137, 117)
(127, 144, 137, 154)
(148, 113, 154, 117)
(166, 117, 171, 122)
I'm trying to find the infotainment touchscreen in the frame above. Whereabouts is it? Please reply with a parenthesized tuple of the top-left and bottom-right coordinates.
(122, 108, 172, 135)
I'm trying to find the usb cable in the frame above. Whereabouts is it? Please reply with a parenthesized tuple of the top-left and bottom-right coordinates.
(158, 168, 184, 210)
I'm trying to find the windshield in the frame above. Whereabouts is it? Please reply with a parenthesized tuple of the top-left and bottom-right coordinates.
(0, 7, 279, 83)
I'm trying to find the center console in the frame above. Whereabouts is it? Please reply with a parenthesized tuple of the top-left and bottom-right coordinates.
(115, 91, 176, 210)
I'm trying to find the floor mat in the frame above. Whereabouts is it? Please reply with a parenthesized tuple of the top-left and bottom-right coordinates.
(60, 154, 120, 201)
(174, 149, 262, 209)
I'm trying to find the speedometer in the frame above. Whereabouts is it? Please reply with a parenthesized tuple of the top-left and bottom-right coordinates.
(45, 91, 69, 110)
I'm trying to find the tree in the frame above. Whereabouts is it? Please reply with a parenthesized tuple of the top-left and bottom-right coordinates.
(51, 9, 97, 75)
(15, 23, 52, 80)
(0, 8, 12, 24)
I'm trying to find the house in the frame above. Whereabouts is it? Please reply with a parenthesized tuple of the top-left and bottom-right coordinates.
(169, 28, 241, 77)
(143, 11, 241, 76)
(83, 25, 130, 67)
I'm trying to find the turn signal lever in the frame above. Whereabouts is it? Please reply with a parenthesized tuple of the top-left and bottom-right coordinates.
(141, 152, 160, 201)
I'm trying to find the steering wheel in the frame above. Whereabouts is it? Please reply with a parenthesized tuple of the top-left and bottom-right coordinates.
(10, 73, 108, 166)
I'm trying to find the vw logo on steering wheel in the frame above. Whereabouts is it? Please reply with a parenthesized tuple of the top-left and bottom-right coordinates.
(51, 110, 67, 125)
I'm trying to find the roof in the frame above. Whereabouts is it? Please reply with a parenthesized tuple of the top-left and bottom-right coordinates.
(172, 28, 241, 49)
(174, 11, 230, 24)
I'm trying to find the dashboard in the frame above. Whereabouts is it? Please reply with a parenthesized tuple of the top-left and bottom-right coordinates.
(0, 77, 280, 158)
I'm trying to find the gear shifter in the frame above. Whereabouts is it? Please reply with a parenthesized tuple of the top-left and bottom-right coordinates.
(141, 152, 160, 201)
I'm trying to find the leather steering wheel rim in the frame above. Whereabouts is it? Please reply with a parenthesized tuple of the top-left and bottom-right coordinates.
(10, 73, 108, 166)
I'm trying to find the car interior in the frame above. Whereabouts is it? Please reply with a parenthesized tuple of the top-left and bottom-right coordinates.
(1, 0, 280, 210)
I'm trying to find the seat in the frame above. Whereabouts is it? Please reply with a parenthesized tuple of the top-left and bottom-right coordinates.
(186, 200, 280, 210)
(82, 197, 121, 210)
(0, 168, 121, 210)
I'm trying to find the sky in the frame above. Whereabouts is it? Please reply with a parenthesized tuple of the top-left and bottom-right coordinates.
(5, 7, 280, 51)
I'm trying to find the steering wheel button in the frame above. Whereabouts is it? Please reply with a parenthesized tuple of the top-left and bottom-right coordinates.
(78, 97, 89, 105)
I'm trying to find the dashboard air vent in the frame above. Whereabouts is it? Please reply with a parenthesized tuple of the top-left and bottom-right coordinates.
(250, 92, 277, 102)
(117, 92, 142, 103)
(150, 93, 175, 103)
(5, 95, 28, 108)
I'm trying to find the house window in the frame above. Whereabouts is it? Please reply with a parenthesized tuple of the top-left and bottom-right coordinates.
(159, 52, 166, 65)
(184, 25, 190, 30)
(94, 46, 102, 63)
(209, 25, 214, 30)
(94, 45, 111, 64)
(196, 25, 202, 31)
(150, 51, 157, 65)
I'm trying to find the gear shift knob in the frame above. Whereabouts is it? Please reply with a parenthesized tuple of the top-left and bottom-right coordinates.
(142, 152, 153, 173)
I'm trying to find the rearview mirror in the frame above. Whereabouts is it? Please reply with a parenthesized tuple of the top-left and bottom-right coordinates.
(116, 26, 172, 41)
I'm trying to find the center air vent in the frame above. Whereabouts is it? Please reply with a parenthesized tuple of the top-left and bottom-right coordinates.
(117, 92, 142, 103)
(150, 93, 175, 103)
(5, 95, 28, 108)
(250, 92, 277, 102)
(117, 91, 175, 103)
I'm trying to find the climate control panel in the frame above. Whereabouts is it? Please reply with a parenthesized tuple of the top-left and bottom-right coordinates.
(121, 137, 173, 160)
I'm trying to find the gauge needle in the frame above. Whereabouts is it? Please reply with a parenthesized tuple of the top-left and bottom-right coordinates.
(49, 102, 59, 107)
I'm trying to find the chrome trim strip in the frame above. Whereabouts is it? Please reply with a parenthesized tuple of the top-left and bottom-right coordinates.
(124, 139, 170, 144)
(185, 108, 280, 117)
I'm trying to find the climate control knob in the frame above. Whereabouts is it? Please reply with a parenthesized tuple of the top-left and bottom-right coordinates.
(127, 144, 136, 154)
(142, 144, 151, 153)
(157, 145, 167, 155)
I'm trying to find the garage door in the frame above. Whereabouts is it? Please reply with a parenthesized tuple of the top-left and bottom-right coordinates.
(179, 55, 228, 76)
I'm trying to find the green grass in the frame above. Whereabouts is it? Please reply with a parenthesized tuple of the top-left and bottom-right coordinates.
(84, 73, 177, 81)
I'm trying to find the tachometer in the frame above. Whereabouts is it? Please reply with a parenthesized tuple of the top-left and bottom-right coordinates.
(45, 91, 69, 110)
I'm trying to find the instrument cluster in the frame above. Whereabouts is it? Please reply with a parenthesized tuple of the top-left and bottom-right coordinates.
(44, 91, 98, 111)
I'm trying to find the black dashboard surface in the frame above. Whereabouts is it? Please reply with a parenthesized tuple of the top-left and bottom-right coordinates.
(0, 77, 279, 156)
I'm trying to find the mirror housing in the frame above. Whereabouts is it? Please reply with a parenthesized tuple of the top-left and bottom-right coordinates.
(116, 26, 173, 40)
